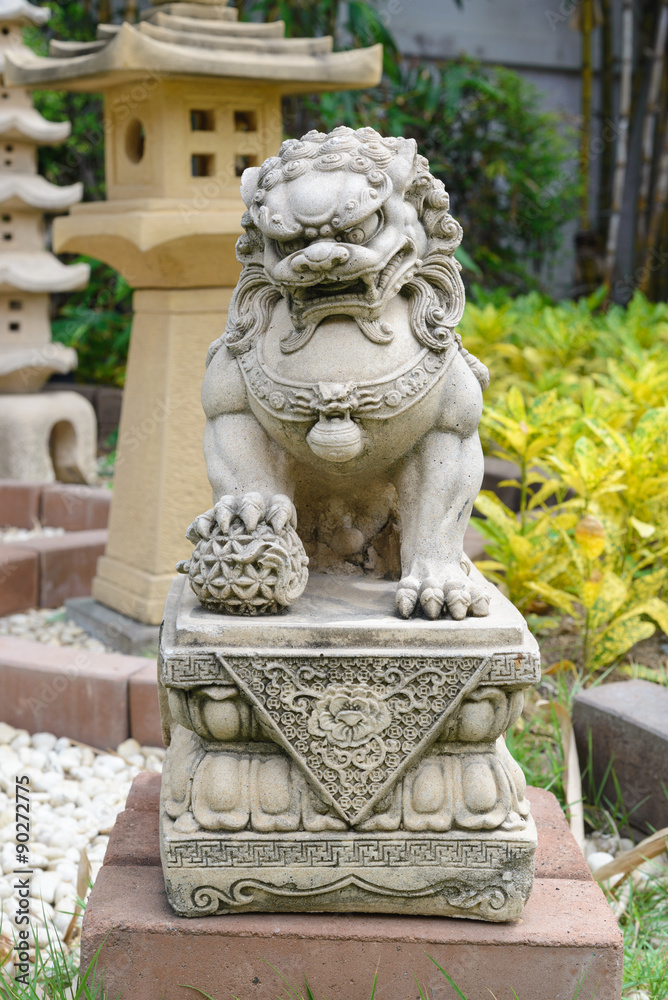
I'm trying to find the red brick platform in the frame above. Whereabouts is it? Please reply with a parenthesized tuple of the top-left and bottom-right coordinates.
(82, 773, 623, 1000)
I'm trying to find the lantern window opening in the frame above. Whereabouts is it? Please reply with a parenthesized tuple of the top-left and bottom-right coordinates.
(190, 109, 214, 132)
(235, 154, 257, 177)
(9, 300, 21, 311)
(125, 118, 146, 165)
(234, 111, 257, 133)
(191, 153, 214, 178)
(1, 214, 10, 223)
(2, 233, 12, 241)
(4, 145, 12, 153)
(9, 322, 20, 332)
(1, 28, 8, 36)
(1, 93, 8, 100)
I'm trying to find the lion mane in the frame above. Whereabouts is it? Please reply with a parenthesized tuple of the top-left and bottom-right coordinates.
(207, 126, 488, 391)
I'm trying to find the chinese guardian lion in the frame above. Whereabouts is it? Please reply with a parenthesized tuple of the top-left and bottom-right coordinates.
(178, 126, 492, 622)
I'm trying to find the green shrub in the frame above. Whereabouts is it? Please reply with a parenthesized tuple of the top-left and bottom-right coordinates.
(466, 289, 668, 674)
(250, 0, 579, 292)
(314, 61, 578, 291)
(51, 258, 132, 388)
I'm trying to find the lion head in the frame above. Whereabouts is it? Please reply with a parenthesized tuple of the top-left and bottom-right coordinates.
(212, 126, 486, 379)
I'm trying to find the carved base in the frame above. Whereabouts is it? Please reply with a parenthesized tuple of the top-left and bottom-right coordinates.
(159, 573, 540, 921)
(161, 813, 536, 920)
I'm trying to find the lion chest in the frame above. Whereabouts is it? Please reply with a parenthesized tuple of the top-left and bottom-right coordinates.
(236, 299, 457, 470)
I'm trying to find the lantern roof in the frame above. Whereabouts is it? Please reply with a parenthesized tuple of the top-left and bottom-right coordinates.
(3, 3, 382, 93)
(0, 173, 83, 210)
(0, 251, 89, 292)
(0, 106, 71, 144)
(0, 0, 49, 27)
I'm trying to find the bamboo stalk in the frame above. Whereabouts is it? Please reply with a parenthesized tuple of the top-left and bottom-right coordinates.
(580, 0, 595, 229)
(597, 0, 614, 239)
(639, 120, 668, 292)
(605, 0, 634, 281)
(98, 0, 112, 24)
(636, 1, 668, 247)
(592, 827, 668, 884)
(538, 700, 585, 852)
(124, 0, 138, 23)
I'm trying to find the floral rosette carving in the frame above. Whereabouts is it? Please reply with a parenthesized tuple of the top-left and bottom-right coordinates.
(177, 493, 308, 615)
(308, 684, 391, 749)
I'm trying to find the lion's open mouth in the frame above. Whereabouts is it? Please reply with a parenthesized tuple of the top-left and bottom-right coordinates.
(275, 243, 421, 353)
(285, 280, 375, 325)
(292, 278, 370, 302)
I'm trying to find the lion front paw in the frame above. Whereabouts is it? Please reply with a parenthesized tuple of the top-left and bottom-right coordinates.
(396, 566, 490, 621)
(177, 493, 308, 615)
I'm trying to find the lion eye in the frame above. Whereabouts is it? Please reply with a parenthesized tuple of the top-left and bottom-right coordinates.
(274, 237, 307, 258)
(339, 211, 382, 246)
(346, 227, 366, 244)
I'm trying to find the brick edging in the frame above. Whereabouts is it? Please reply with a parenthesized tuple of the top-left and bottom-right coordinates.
(0, 637, 163, 749)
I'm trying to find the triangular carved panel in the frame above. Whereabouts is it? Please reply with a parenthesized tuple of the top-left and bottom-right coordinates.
(221, 653, 492, 826)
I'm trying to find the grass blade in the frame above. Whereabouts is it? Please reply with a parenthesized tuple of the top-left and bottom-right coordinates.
(426, 955, 469, 999)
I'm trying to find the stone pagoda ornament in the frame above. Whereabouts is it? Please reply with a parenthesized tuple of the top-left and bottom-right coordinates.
(158, 127, 541, 922)
(5, 0, 382, 624)
(0, 0, 95, 482)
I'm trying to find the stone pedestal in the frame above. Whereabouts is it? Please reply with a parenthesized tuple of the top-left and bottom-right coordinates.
(81, 771, 624, 1000)
(0, 391, 97, 483)
(91, 288, 232, 624)
(159, 572, 541, 920)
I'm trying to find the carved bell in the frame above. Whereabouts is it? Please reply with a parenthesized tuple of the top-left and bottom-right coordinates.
(306, 413, 363, 463)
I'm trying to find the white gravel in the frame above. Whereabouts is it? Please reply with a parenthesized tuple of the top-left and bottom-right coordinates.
(0, 608, 113, 653)
(0, 526, 65, 544)
(0, 722, 163, 976)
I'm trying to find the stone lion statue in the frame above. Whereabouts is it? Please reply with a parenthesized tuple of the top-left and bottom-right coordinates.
(177, 126, 491, 621)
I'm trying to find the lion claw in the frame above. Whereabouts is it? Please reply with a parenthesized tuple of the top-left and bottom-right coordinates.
(444, 587, 471, 620)
(420, 581, 445, 620)
(267, 495, 296, 532)
(396, 567, 490, 620)
(186, 510, 215, 544)
(238, 493, 265, 531)
(213, 496, 237, 533)
(470, 593, 490, 616)
(396, 578, 420, 619)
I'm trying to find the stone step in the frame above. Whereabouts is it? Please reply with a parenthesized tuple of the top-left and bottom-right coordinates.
(82, 773, 623, 1000)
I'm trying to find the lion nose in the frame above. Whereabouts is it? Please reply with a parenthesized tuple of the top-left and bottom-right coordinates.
(292, 242, 350, 273)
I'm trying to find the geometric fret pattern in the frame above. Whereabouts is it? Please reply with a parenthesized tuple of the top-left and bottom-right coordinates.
(162, 649, 540, 688)
(165, 836, 533, 869)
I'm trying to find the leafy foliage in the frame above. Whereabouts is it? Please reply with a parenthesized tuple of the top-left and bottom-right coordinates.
(51, 258, 132, 387)
(466, 289, 668, 674)
(0, 915, 105, 999)
(315, 63, 578, 291)
(247, 0, 579, 292)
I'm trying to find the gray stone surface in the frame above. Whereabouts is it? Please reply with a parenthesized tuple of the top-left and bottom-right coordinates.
(158, 127, 541, 922)
(66, 596, 160, 656)
(573, 680, 668, 834)
(159, 573, 540, 920)
(174, 570, 527, 650)
(183, 125, 492, 622)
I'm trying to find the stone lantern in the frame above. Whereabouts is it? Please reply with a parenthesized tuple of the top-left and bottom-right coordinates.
(0, 0, 95, 483)
(5, 1, 382, 624)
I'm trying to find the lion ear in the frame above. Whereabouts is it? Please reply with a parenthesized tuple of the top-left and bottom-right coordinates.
(386, 138, 417, 192)
(240, 167, 261, 208)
